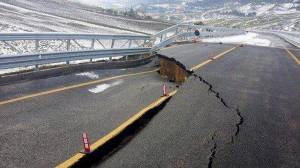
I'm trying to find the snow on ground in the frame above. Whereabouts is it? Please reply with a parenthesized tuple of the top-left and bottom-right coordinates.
(76, 72, 99, 79)
(284, 21, 297, 31)
(0, 0, 170, 34)
(88, 80, 123, 93)
(281, 3, 296, 8)
(272, 3, 298, 14)
(0, 1, 136, 34)
(238, 4, 252, 14)
(0, 0, 168, 75)
(202, 32, 271, 47)
(256, 4, 276, 16)
(237, 3, 296, 16)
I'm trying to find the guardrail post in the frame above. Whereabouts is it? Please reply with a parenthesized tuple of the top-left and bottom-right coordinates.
(35, 54, 41, 71)
(66, 40, 71, 51)
(109, 39, 115, 61)
(128, 40, 132, 48)
(90, 39, 95, 49)
(143, 38, 147, 47)
(35, 64, 39, 71)
(35, 40, 39, 52)
(111, 39, 115, 48)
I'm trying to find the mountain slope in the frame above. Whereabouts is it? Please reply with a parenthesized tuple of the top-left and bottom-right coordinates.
(137, 0, 300, 31)
(0, 0, 172, 34)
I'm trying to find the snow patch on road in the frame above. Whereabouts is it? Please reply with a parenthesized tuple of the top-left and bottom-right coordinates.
(89, 84, 111, 93)
(202, 32, 271, 47)
(88, 80, 123, 93)
(76, 72, 99, 79)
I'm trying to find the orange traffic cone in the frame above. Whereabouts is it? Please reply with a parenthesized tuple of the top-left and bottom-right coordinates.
(81, 132, 91, 154)
(162, 84, 168, 96)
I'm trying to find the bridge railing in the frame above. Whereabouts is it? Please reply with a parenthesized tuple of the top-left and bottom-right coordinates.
(270, 31, 300, 48)
(0, 33, 151, 56)
(151, 22, 245, 50)
(0, 22, 245, 71)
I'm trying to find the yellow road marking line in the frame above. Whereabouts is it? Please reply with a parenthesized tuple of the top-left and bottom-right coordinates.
(284, 48, 300, 65)
(190, 46, 238, 71)
(0, 69, 158, 106)
(56, 153, 85, 168)
(55, 90, 178, 168)
(189, 59, 212, 71)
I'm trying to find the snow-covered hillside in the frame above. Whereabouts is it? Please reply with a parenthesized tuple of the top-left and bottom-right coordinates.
(0, 0, 172, 34)
(138, 0, 300, 32)
(237, 2, 299, 16)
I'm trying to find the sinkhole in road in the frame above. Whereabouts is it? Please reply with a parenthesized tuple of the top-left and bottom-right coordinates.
(157, 54, 192, 84)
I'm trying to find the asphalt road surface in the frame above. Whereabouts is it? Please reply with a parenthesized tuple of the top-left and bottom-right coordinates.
(158, 43, 235, 70)
(199, 45, 300, 168)
(0, 42, 299, 168)
(99, 44, 300, 167)
(0, 66, 177, 168)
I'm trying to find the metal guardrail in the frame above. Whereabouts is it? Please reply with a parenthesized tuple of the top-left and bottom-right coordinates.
(0, 34, 151, 56)
(152, 32, 194, 50)
(151, 23, 246, 51)
(0, 48, 150, 69)
(0, 22, 245, 70)
(270, 31, 300, 48)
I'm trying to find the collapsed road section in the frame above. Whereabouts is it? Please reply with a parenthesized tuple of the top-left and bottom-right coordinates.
(1, 42, 299, 168)
(55, 42, 240, 167)
(97, 43, 299, 168)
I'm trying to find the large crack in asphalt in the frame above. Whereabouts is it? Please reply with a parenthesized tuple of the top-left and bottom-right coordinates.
(76, 55, 245, 167)
(207, 132, 217, 168)
(192, 73, 231, 109)
(157, 52, 245, 168)
(192, 73, 245, 167)
(192, 73, 244, 137)
(208, 142, 217, 168)
(234, 108, 244, 137)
